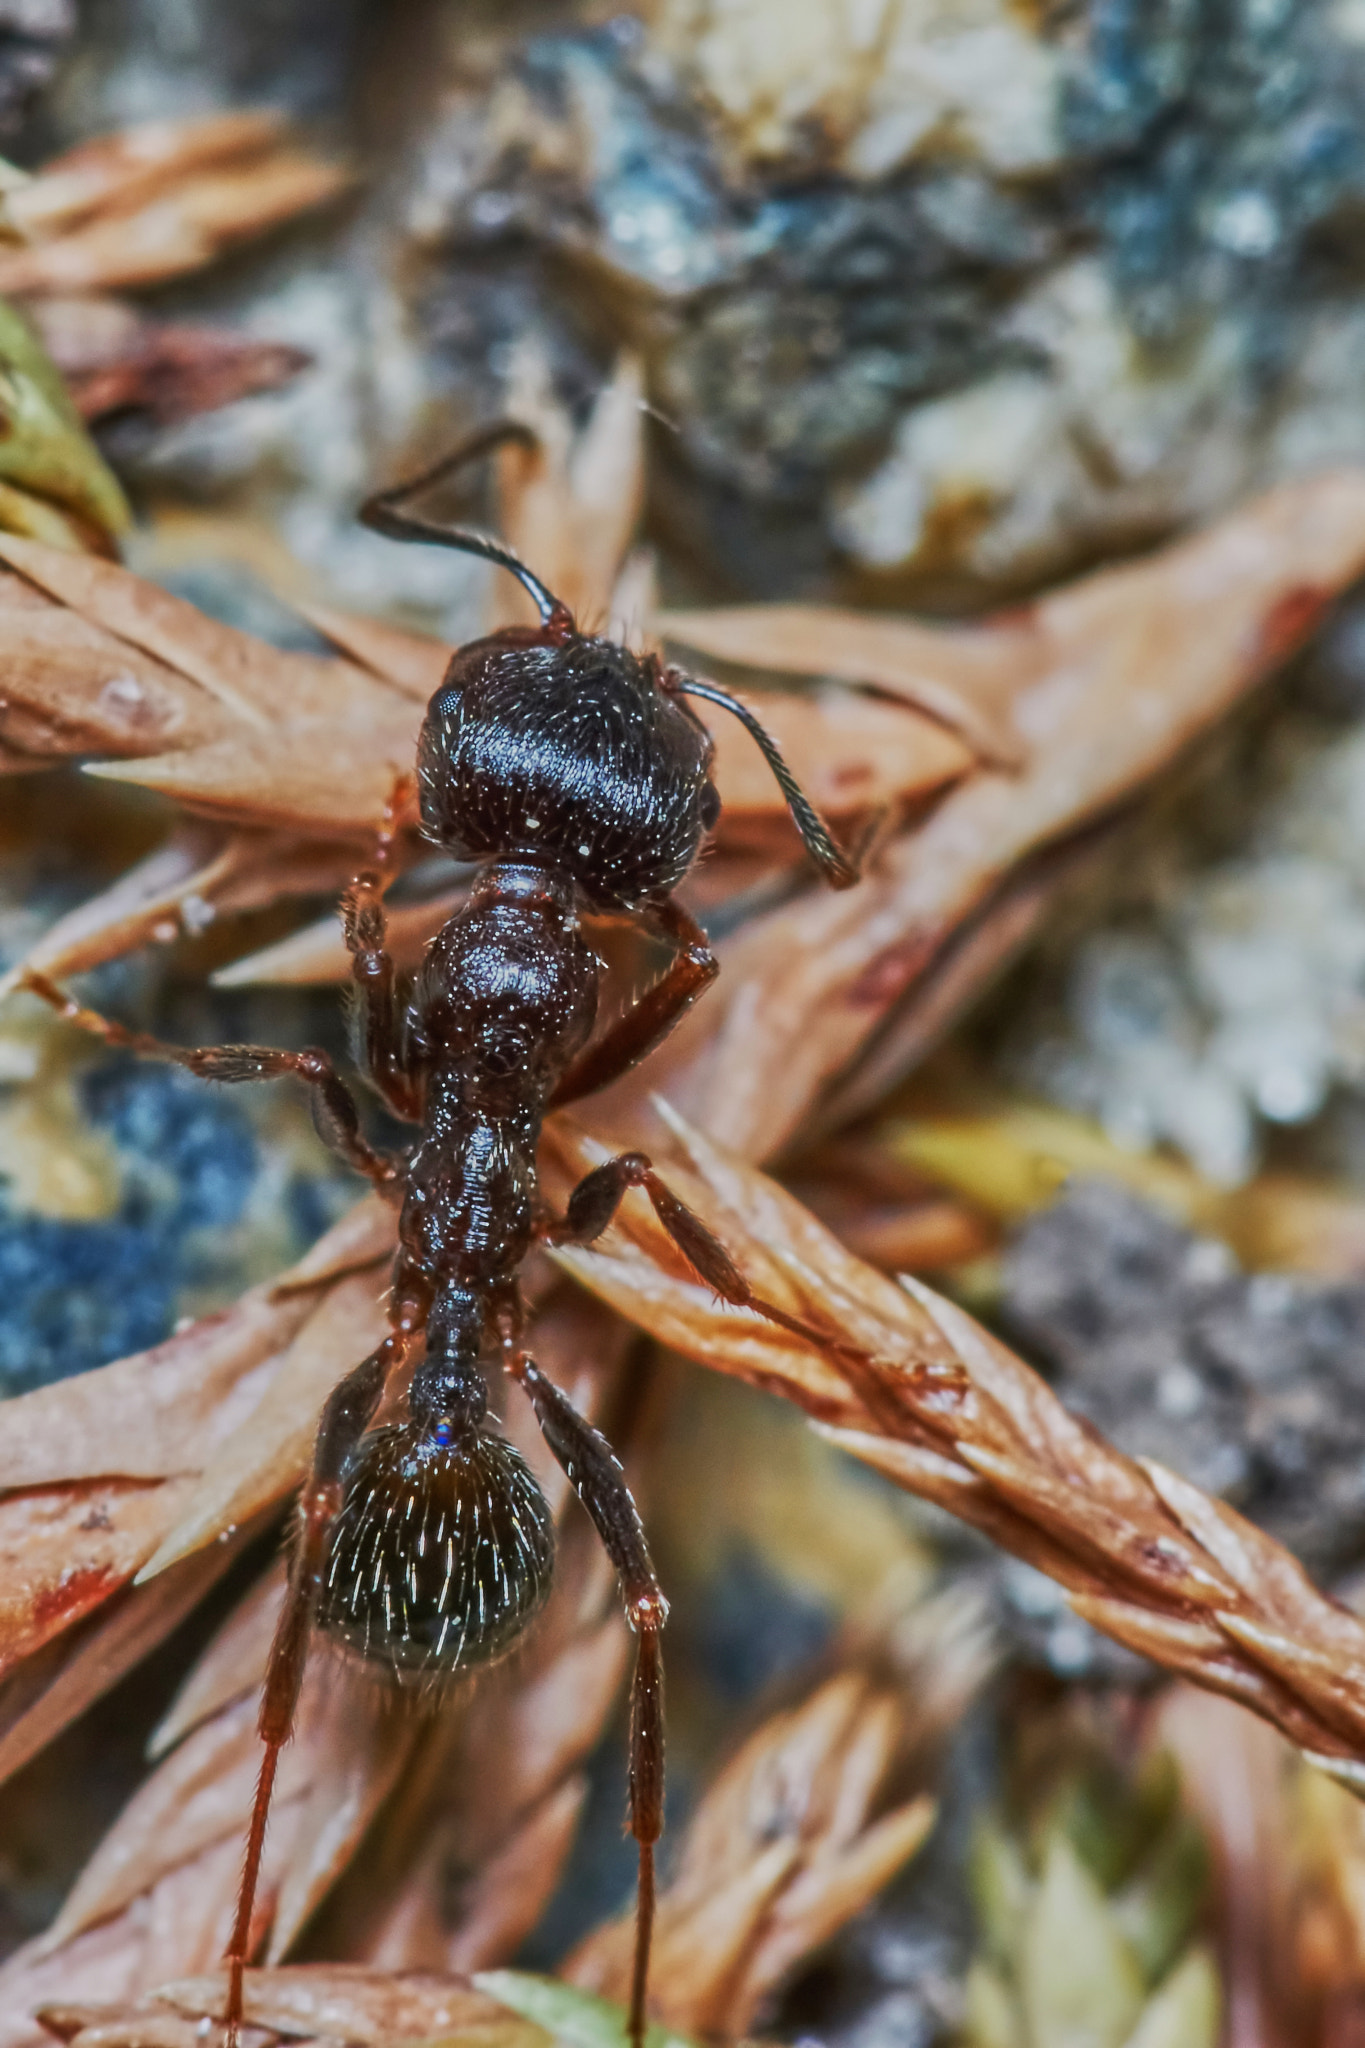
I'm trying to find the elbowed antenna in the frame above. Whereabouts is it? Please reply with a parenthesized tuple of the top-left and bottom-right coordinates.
(359, 421, 567, 628)
(669, 674, 862, 889)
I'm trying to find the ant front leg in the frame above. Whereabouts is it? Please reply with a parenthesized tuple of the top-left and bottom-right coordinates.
(223, 1267, 428, 2042)
(550, 897, 716, 1108)
(502, 1328, 666, 2048)
(343, 771, 424, 1124)
(18, 970, 401, 1196)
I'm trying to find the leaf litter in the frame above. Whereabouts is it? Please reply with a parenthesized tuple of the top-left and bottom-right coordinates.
(543, 1104, 1365, 1770)
(564, 1587, 989, 2036)
(0, 111, 352, 298)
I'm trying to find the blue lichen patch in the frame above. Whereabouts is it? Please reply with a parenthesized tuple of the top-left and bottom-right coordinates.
(0, 1046, 356, 1394)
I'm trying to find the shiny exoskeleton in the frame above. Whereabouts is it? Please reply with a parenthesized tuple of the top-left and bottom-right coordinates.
(20, 427, 862, 2048)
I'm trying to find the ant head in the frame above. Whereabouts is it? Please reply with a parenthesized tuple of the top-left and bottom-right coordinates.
(418, 629, 720, 909)
(360, 437, 723, 905)
(317, 1422, 555, 1676)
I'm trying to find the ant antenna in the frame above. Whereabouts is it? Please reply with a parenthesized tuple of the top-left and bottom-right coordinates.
(359, 421, 567, 628)
(670, 675, 861, 889)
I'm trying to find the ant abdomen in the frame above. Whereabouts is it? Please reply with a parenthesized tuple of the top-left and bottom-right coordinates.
(318, 1423, 555, 1675)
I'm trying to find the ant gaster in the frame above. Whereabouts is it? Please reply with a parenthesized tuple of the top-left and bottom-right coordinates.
(20, 426, 863, 2048)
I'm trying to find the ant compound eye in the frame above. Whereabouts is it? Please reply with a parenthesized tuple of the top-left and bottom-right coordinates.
(318, 1424, 555, 1676)
(699, 780, 721, 833)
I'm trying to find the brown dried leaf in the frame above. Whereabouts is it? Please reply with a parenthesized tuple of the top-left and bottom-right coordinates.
(25, 289, 312, 425)
(0, 1267, 317, 1493)
(624, 471, 1365, 1159)
(149, 1561, 284, 1756)
(0, 113, 352, 297)
(0, 530, 430, 988)
(348, 1592, 628, 1981)
(0, 1535, 251, 1791)
(0, 567, 223, 764)
(0, 1475, 198, 1681)
(546, 1105, 1365, 1766)
(0, 533, 323, 721)
(3, 113, 289, 238)
(567, 1589, 984, 2033)
(7, 1652, 411, 2036)
(441, 1779, 591, 1975)
(0, 827, 384, 1002)
(698, 683, 971, 825)
(0, 1623, 424, 2047)
(38, 2010, 274, 2048)
(76, 327, 310, 426)
(158, 1966, 530, 2044)
(298, 602, 451, 701)
(783, 1137, 994, 1274)
(41, 1692, 275, 1946)
(494, 344, 646, 632)
(0, 1197, 391, 1778)
(659, 600, 1031, 767)
(266, 1674, 422, 1966)
(0, 1918, 168, 2048)
(0, 530, 420, 815)
(0, 1809, 308, 2048)
(140, 1262, 393, 1580)
(0, 824, 225, 996)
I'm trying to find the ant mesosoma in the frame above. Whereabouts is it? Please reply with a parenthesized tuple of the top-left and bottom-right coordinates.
(19, 427, 864, 2047)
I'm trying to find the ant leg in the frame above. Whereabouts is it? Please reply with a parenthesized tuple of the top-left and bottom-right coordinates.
(550, 898, 717, 1108)
(342, 772, 424, 1123)
(505, 1341, 665, 2048)
(543, 1152, 913, 1429)
(17, 970, 401, 1195)
(222, 1293, 422, 2042)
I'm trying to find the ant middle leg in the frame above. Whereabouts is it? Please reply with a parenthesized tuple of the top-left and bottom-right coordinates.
(542, 1149, 809, 1333)
(499, 1320, 665, 2048)
(342, 769, 424, 1123)
(550, 897, 716, 1109)
(542, 1151, 915, 1429)
(18, 969, 402, 1195)
(222, 1274, 426, 2043)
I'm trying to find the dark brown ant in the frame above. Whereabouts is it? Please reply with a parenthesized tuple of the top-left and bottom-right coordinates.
(18, 426, 864, 2047)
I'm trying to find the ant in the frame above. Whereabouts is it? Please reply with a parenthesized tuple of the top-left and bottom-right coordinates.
(18, 425, 864, 2047)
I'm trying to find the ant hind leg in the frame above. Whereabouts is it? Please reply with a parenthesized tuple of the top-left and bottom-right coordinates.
(222, 1322, 405, 2042)
(505, 1342, 666, 2048)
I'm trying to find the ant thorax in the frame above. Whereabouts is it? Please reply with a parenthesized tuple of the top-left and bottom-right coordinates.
(317, 861, 598, 1682)
(399, 859, 598, 1305)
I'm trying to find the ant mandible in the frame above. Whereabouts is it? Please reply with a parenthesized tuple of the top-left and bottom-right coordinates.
(19, 424, 863, 2047)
